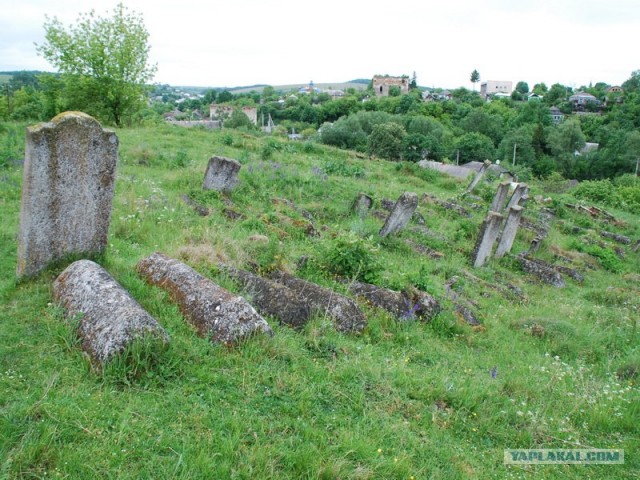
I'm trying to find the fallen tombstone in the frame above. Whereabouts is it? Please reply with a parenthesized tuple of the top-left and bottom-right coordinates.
(136, 252, 273, 345)
(379, 192, 418, 237)
(348, 281, 441, 321)
(405, 239, 444, 259)
(517, 255, 565, 288)
(180, 194, 210, 216)
(422, 194, 471, 218)
(600, 231, 631, 245)
(269, 271, 367, 333)
(220, 265, 312, 329)
(202, 156, 241, 192)
(53, 259, 169, 367)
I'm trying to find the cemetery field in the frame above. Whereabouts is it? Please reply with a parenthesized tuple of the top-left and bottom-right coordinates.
(0, 123, 639, 479)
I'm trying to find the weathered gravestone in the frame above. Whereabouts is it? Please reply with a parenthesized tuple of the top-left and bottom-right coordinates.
(348, 281, 441, 322)
(53, 260, 169, 367)
(220, 265, 312, 329)
(202, 156, 241, 191)
(471, 211, 504, 267)
(17, 112, 118, 278)
(490, 181, 512, 212)
(495, 205, 524, 259)
(379, 192, 418, 237)
(352, 193, 373, 218)
(506, 183, 529, 210)
(465, 160, 491, 194)
(137, 252, 272, 345)
(269, 271, 367, 333)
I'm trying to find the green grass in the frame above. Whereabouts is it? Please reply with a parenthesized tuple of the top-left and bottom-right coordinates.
(1, 124, 638, 479)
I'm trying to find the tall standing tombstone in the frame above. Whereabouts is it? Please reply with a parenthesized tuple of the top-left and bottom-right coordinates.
(17, 112, 118, 279)
(465, 160, 491, 194)
(379, 192, 418, 237)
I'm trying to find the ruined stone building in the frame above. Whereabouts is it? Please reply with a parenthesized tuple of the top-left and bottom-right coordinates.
(209, 104, 258, 125)
(372, 75, 409, 97)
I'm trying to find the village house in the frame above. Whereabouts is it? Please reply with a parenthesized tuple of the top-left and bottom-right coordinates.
(549, 106, 564, 124)
(480, 80, 513, 99)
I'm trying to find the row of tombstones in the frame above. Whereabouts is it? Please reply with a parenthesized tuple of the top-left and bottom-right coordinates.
(55, 253, 441, 368)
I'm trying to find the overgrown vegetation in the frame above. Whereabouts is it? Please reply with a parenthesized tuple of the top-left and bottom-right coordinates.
(0, 122, 638, 479)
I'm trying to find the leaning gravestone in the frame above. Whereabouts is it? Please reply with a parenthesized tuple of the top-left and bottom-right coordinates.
(471, 211, 504, 267)
(495, 205, 524, 259)
(379, 192, 418, 237)
(202, 156, 241, 192)
(53, 260, 169, 367)
(352, 193, 373, 218)
(17, 112, 118, 278)
(137, 252, 273, 345)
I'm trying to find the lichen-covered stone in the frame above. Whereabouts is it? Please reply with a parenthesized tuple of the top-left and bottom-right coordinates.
(349, 281, 441, 322)
(202, 156, 241, 191)
(136, 252, 272, 345)
(53, 260, 168, 366)
(221, 265, 312, 328)
(379, 192, 418, 237)
(269, 271, 367, 333)
(518, 255, 565, 288)
(17, 112, 118, 278)
(352, 193, 373, 218)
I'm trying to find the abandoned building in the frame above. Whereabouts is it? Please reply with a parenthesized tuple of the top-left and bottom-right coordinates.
(372, 75, 410, 97)
(209, 104, 258, 125)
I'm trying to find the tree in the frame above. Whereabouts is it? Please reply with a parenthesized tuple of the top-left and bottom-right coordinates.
(410, 71, 417, 89)
(454, 132, 495, 163)
(470, 69, 480, 90)
(367, 122, 406, 160)
(515, 81, 529, 94)
(37, 3, 156, 126)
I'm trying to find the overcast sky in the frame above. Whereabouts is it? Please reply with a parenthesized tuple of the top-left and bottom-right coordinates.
(1, 0, 638, 89)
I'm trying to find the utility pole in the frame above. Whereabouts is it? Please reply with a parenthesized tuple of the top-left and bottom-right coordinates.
(512, 143, 517, 166)
(456, 150, 460, 166)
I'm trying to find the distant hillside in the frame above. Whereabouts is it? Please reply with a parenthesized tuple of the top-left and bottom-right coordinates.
(230, 82, 369, 95)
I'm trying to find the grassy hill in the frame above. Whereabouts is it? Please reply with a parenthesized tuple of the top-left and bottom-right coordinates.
(0, 123, 638, 479)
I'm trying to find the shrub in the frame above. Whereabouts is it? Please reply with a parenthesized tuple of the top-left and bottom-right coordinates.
(367, 123, 407, 161)
(323, 160, 365, 178)
(324, 232, 382, 283)
(573, 179, 617, 205)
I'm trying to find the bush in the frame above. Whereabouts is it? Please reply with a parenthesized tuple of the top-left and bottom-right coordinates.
(324, 232, 382, 283)
(573, 179, 617, 204)
(367, 122, 407, 160)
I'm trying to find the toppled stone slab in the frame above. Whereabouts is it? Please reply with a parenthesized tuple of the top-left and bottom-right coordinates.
(600, 231, 631, 245)
(379, 192, 418, 237)
(455, 304, 482, 326)
(422, 194, 471, 218)
(17, 112, 118, 278)
(269, 271, 367, 333)
(406, 239, 444, 259)
(518, 255, 565, 288)
(180, 194, 210, 216)
(348, 281, 441, 322)
(220, 265, 312, 329)
(202, 156, 241, 192)
(53, 259, 169, 366)
(136, 252, 272, 345)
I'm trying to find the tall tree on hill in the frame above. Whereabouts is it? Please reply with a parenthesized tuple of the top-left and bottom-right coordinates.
(410, 71, 417, 89)
(36, 3, 156, 126)
(470, 69, 480, 91)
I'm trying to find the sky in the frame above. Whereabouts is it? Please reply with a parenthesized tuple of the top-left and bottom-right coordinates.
(1, 0, 638, 90)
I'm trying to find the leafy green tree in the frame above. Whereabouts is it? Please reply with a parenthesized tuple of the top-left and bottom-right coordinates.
(410, 71, 417, 89)
(498, 125, 536, 166)
(454, 132, 495, 163)
(36, 3, 156, 126)
(224, 108, 256, 130)
(515, 81, 529, 94)
(532, 83, 548, 95)
(217, 90, 234, 103)
(367, 122, 406, 160)
(544, 83, 570, 106)
(548, 119, 586, 157)
(461, 109, 504, 146)
(388, 86, 402, 97)
(470, 69, 480, 90)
